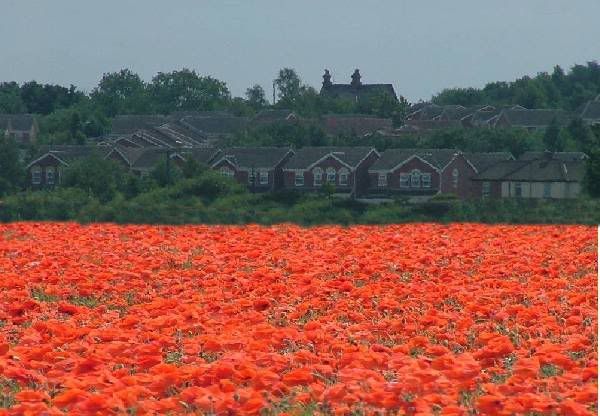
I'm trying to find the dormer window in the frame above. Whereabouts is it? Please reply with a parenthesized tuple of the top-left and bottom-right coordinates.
(220, 166, 234, 177)
(259, 170, 269, 185)
(339, 168, 349, 186)
(326, 167, 336, 184)
(313, 167, 323, 186)
(46, 168, 55, 185)
(410, 169, 421, 188)
(294, 171, 304, 186)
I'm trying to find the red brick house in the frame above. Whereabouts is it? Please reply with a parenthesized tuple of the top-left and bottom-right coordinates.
(368, 149, 513, 198)
(282, 147, 379, 196)
(320, 114, 393, 137)
(211, 147, 294, 192)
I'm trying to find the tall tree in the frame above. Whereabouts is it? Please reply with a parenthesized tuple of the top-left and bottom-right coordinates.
(149, 69, 230, 114)
(91, 69, 150, 116)
(0, 137, 24, 195)
(274, 68, 301, 107)
(245, 84, 268, 109)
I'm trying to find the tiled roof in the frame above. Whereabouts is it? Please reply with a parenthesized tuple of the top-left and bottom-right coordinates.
(252, 109, 297, 123)
(284, 147, 376, 170)
(180, 115, 250, 136)
(320, 83, 398, 103)
(111, 115, 169, 135)
(580, 100, 600, 121)
(369, 148, 458, 171)
(321, 114, 393, 136)
(473, 159, 586, 182)
(463, 152, 515, 172)
(0, 114, 35, 131)
(496, 109, 574, 127)
(404, 120, 463, 130)
(519, 151, 589, 162)
(27, 145, 113, 167)
(215, 147, 293, 169)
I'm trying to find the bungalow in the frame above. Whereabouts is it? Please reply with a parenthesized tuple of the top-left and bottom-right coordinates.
(472, 151, 587, 199)
(211, 147, 294, 191)
(282, 146, 379, 196)
(0, 114, 39, 145)
(26, 146, 113, 188)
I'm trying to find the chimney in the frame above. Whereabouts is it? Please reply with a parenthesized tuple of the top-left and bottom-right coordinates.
(322, 69, 332, 89)
(351, 69, 362, 88)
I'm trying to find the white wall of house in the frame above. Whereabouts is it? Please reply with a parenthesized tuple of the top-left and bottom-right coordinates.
(501, 181, 581, 199)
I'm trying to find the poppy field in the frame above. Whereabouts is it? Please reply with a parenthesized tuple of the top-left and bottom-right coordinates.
(0, 223, 597, 415)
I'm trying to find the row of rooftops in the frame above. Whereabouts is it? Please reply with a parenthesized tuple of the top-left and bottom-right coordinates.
(27, 143, 589, 184)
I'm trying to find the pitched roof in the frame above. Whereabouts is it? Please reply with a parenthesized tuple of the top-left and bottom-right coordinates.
(178, 148, 221, 165)
(252, 109, 298, 123)
(519, 151, 589, 162)
(284, 146, 376, 170)
(369, 148, 458, 171)
(214, 147, 293, 169)
(473, 159, 586, 182)
(404, 119, 463, 131)
(0, 114, 35, 131)
(111, 115, 169, 135)
(321, 83, 398, 103)
(463, 152, 515, 172)
(496, 109, 574, 127)
(580, 100, 600, 121)
(27, 145, 113, 168)
(179, 115, 250, 136)
(321, 114, 393, 136)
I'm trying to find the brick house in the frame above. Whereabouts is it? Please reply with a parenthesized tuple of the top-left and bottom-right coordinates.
(492, 109, 573, 131)
(0, 114, 39, 146)
(282, 147, 379, 196)
(472, 151, 587, 199)
(320, 114, 393, 137)
(319, 69, 398, 104)
(26, 146, 113, 188)
(211, 147, 294, 192)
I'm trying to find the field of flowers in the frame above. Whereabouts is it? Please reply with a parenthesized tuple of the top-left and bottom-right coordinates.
(0, 223, 597, 415)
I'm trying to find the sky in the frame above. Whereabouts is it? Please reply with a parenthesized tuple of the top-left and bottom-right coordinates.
(1, 0, 599, 103)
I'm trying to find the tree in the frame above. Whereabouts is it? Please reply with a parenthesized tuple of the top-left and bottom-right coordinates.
(245, 84, 268, 109)
(585, 147, 600, 197)
(543, 117, 564, 151)
(274, 68, 301, 107)
(0, 82, 26, 113)
(91, 69, 150, 116)
(62, 154, 126, 202)
(567, 118, 596, 153)
(0, 137, 24, 195)
(149, 69, 230, 114)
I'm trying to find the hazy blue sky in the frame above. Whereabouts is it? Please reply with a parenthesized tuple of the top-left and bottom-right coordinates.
(1, 0, 599, 102)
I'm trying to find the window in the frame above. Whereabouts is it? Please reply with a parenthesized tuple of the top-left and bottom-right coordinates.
(220, 166, 234, 177)
(377, 173, 387, 187)
(339, 168, 349, 186)
(259, 171, 269, 185)
(514, 182, 522, 198)
(400, 173, 409, 188)
(294, 171, 304, 186)
(482, 182, 491, 198)
(543, 182, 551, 198)
(313, 167, 323, 186)
(410, 169, 421, 188)
(31, 167, 41, 185)
(248, 171, 255, 185)
(326, 167, 336, 184)
(46, 168, 55, 185)
(452, 168, 459, 188)
(421, 173, 431, 188)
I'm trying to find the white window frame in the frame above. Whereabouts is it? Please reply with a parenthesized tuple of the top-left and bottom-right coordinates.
(326, 167, 336, 184)
(220, 166, 234, 178)
(339, 168, 349, 186)
(377, 173, 387, 187)
(32, 167, 42, 185)
(294, 171, 304, 187)
(410, 169, 421, 188)
(46, 168, 55, 185)
(482, 181, 491, 198)
(259, 170, 269, 185)
(248, 171, 255, 184)
(313, 167, 323, 187)
(400, 173, 409, 188)
(452, 168, 459, 188)
(421, 173, 431, 188)
(514, 182, 523, 198)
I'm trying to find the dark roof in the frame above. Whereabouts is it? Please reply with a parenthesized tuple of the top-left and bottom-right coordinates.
(111, 115, 169, 135)
(284, 146, 376, 170)
(404, 119, 463, 130)
(473, 159, 586, 182)
(178, 148, 221, 165)
(27, 145, 113, 167)
(214, 147, 292, 169)
(252, 109, 298, 123)
(369, 148, 458, 171)
(463, 152, 515, 172)
(580, 100, 600, 120)
(519, 151, 589, 162)
(496, 109, 573, 127)
(321, 114, 393, 136)
(0, 114, 35, 131)
(180, 115, 250, 136)
(320, 76, 398, 103)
